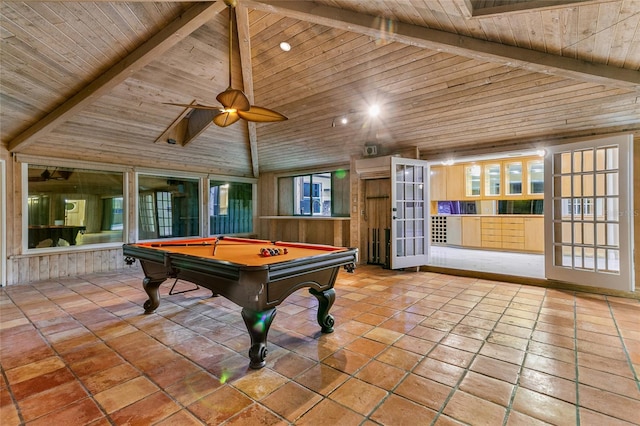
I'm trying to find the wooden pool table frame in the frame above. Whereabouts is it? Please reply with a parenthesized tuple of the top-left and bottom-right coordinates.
(123, 238, 357, 369)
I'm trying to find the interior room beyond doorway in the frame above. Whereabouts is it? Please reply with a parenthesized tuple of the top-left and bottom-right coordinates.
(428, 246, 544, 279)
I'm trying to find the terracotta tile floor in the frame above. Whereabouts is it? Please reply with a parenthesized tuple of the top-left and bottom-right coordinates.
(1, 265, 639, 425)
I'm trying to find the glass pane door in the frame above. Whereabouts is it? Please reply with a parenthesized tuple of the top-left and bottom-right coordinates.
(545, 135, 634, 291)
(390, 157, 430, 269)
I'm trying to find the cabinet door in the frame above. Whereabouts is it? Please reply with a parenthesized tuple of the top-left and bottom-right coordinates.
(524, 217, 544, 252)
(446, 165, 465, 200)
(447, 216, 462, 245)
(484, 163, 501, 197)
(461, 216, 481, 247)
(430, 166, 447, 200)
(464, 164, 481, 198)
(505, 161, 523, 196)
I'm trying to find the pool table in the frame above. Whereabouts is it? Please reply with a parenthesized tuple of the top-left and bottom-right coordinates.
(123, 236, 357, 368)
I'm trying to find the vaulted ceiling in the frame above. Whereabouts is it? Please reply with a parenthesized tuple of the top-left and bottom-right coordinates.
(1, 0, 639, 177)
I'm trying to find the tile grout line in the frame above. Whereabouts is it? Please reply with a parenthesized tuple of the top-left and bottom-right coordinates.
(605, 295, 640, 393)
(422, 282, 524, 426)
(498, 286, 547, 426)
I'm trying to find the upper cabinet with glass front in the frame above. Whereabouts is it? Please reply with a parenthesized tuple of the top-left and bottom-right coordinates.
(483, 163, 501, 197)
(437, 154, 544, 201)
(527, 159, 544, 195)
(464, 164, 481, 198)
(504, 161, 523, 196)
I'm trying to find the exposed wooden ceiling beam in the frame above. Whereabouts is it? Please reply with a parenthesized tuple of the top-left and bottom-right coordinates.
(236, 3, 260, 178)
(245, 0, 640, 91)
(8, 1, 226, 153)
(472, 0, 611, 18)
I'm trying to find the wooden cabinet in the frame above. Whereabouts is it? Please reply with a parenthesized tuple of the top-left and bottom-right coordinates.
(430, 166, 447, 200)
(461, 216, 481, 247)
(481, 217, 502, 249)
(446, 165, 465, 200)
(524, 217, 544, 252)
(429, 164, 464, 200)
(464, 164, 481, 198)
(440, 156, 546, 201)
(501, 217, 525, 250)
(504, 161, 523, 196)
(454, 215, 544, 253)
(484, 163, 501, 197)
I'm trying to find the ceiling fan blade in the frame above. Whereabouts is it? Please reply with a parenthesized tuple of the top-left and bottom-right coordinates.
(213, 111, 241, 127)
(238, 106, 288, 123)
(216, 88, 250, 111)
(164, 102, 223, 111)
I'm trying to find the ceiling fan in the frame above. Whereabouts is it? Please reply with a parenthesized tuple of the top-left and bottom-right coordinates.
(166, 0, 287, 127)
(29, 168, 73, 182)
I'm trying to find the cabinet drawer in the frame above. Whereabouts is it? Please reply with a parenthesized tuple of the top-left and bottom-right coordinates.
(501, 218, 524, 225)
(502, 235, 525, 243)
(482, 241, 502, 248)
(481, 217, 502, 225)
(502, 229, 524, 237)
(501, 222, 524, 230)
(502, 241, 525, 250)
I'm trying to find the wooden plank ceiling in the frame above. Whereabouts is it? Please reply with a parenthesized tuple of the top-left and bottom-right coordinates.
(1, 0, 639, 177)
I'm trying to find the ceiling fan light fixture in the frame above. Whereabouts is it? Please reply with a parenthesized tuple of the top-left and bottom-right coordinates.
(165, 0, 287, 127)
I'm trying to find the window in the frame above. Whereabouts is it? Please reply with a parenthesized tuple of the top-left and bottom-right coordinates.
(295, 173, 330, 216)
(209, 180, 253, 235)
(137, 174, 200, 240)
(278, 170, 350, 217)
(26, 164, 124, 249)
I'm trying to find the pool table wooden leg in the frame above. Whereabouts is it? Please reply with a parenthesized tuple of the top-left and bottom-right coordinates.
(241, 307, 277, 369)
(142, 277, 166, 313)
(309, 288, 336, 333)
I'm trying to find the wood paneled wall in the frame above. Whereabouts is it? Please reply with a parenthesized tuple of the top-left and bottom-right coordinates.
(7, 248, 134, 285)
(1, 146, 136, 285)
(257, 168, 352, 248)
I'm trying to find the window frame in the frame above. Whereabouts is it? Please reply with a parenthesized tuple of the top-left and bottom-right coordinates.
(288, 171, 345, 217)
(21, 159, 129, 253)
(134, 170, 204, 242)
(208, 177, 257, 236)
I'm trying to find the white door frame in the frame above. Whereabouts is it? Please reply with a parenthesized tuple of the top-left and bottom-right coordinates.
(390, 157, 430, 269)
(544, 135, 634, 291)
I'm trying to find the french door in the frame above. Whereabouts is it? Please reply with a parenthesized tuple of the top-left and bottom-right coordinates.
(544, 135, 634, 291)
(390, 157, 430, 269)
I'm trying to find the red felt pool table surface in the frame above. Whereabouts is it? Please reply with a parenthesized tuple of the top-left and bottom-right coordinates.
(132, 237, 349, 267)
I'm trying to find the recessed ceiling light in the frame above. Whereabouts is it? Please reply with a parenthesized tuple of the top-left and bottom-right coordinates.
(280, 42, 291, 52)
(368, 104, 380, 117)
